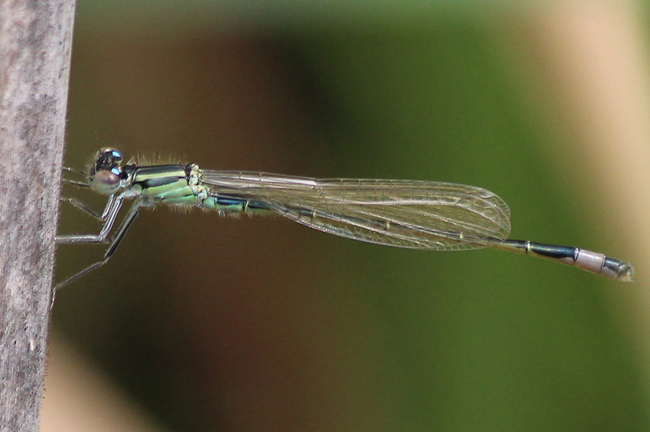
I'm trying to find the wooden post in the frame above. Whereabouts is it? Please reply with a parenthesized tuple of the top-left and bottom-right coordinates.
(0, 0, 75, 430)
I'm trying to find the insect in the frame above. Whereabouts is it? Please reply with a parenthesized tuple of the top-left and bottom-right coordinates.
(56, 148, 634, 291)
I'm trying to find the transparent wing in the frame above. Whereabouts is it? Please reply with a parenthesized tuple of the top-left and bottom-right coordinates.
(200, 171, 511, 251)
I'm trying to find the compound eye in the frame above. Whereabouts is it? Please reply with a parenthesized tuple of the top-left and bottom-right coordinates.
(95, 147, 123, 171)
(90, 168, 121, 196)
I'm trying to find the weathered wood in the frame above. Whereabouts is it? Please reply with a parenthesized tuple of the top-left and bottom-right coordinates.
(0, 0, 75, 430)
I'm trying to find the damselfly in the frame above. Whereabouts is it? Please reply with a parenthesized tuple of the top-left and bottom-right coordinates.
(55, 148, 634, 291)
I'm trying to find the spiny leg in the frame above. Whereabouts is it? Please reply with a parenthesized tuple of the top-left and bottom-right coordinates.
(60, 196, 104, 220)
(52, 200, 143, 307)
(56, 195, 125, 244)
(59, 194, 119, 222)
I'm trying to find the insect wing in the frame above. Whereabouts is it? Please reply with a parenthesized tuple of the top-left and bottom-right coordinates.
(200, 171, 511, 250)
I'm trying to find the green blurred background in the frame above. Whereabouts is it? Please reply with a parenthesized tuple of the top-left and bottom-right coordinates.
(49, 1, 650, 431)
